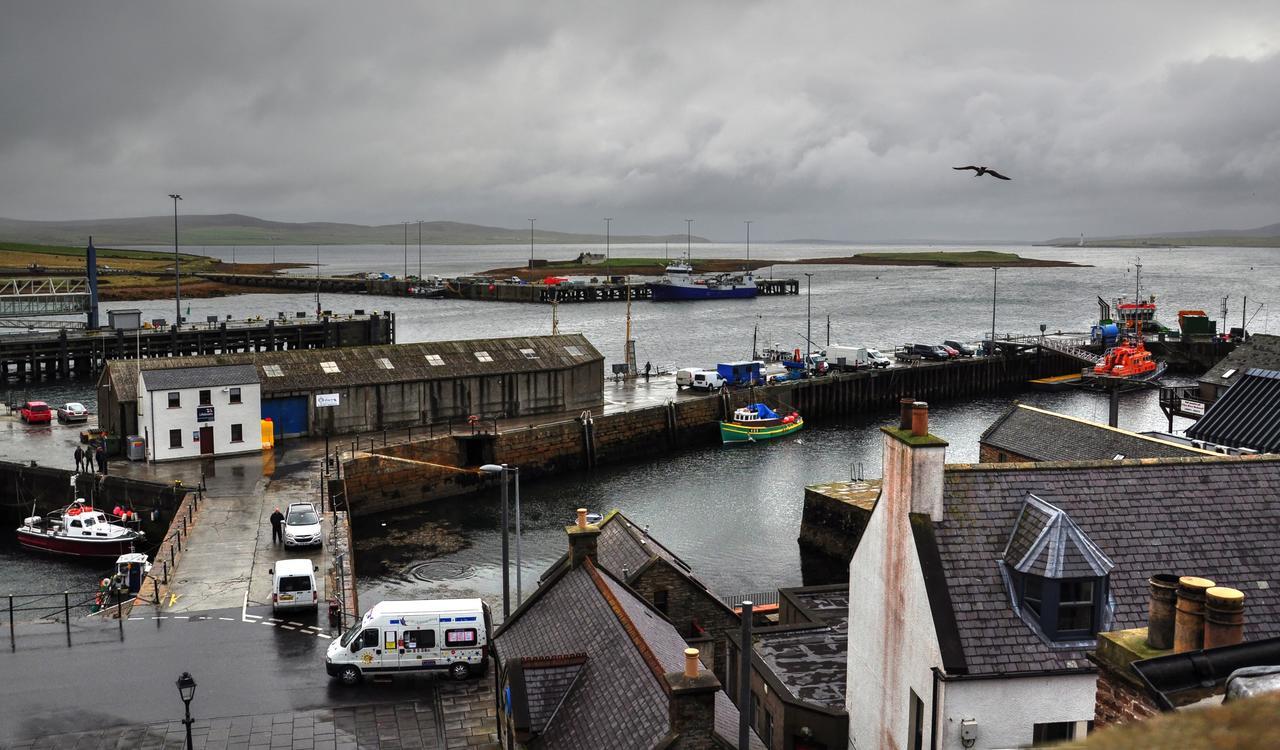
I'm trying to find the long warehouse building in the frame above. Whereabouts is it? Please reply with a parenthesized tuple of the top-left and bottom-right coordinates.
(97, 334, 604, 441)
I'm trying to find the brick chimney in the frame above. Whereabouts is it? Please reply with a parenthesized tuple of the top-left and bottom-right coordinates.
(880, 401, 948, 522)
(1204, 587, 1245, 649)
(1174, 576, 1215, 653)
(664, 648, 721, 750)
(566, 507, 601, 567)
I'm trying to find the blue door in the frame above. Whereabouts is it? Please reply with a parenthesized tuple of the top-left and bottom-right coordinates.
(261, 396, 308, 438)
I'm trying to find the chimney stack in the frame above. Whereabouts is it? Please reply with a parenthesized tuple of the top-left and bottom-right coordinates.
(1146, 574, 1179, 650)
(1173, 576, 1215, 653)
(910, 401, 929, 436)
(665, 647, 721, 749)
(899, 397, 915, 430)
(880, 401, 948, 523)
(566, 507, 601, 568)
(1204, 587, 1246, 649)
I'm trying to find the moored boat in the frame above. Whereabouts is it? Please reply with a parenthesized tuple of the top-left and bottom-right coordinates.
(647, 261, 758, 301)
(17, 500, 145, 558)
(719, 403, 804, 444)
(1090, 334, 1164, 380)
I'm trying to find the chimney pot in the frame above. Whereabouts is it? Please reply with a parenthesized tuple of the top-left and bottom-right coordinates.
(1146, 574, 1179, 650)
(1174, 576, 1216, 653)
(1204, 587, 1246, 649)
(576, 508, 587, 528)
(899, 398, 915, 430)
(683, 648, 700, 679)
(910, 401, 929, 437)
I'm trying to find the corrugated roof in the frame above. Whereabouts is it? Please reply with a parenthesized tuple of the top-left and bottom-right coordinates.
(1187, 368, 1280, 453)
(1200, 334, 1280, 389)
(980, 404, 1213, 461)
(928, 456, 1280, 677)
(140, 364, 259, 391)
(101, 334, 602, 402)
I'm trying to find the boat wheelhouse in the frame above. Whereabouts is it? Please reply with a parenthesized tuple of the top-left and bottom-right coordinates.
(719, 403, 804, 444)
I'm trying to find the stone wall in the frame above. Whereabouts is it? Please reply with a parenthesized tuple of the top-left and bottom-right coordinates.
(978, 443, 1035, 463)
(628, 558, 739, 680)
(339, 453, 486, 516)
(797, 482, 878, 564)
(1093, 668, 1160, 728)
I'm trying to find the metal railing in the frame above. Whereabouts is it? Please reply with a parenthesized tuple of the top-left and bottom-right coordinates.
(721, 591, 781, 609)
(7, 587, 128, 650)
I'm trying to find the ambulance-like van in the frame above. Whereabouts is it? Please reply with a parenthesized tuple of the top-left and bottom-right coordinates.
(326, 599, 490, 685)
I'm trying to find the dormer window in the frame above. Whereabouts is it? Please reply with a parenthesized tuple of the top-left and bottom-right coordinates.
(1003, 494, 1113, 643)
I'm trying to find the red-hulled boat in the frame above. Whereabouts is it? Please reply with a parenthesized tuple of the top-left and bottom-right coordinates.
(17, 500, 145, 558)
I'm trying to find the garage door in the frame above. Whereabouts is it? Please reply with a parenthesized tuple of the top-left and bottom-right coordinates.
(261, 396, 308, 438)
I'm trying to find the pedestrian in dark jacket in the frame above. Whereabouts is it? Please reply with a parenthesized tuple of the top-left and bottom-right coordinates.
(270, 507, 285, 545)
(74, 446, 85, 473)
(95, 445, 107, 474)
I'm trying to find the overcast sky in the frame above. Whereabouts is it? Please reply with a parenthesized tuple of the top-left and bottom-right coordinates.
(3, 1, 1280, 241)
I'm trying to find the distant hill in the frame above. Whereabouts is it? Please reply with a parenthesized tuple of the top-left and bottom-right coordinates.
(0, 214, 706, 246)
(1046, 222, 1280, 247)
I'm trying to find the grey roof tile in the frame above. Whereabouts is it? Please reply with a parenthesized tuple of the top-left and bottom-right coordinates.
(1200, 334, 1280, 389)
(980, 404, 1210, 461)
(140, 364, 259, 390)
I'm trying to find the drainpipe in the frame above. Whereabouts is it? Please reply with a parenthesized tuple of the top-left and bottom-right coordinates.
(738, 600, 753, 750)
(930, 667, 942, 750)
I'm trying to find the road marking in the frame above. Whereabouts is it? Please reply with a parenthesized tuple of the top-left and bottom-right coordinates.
(315, 633, 332, 639)
(219, 617, 235, 621)
(241, 590, 261, 622)
(267, 618, 282, 624)
(174, 615, 189, 620)
(167, 593, 179, 607)
(261, 621, 277, 627)
(129, 617, 145, 621)
(280, 624, 298, 630)
(288, 621, 305, 627)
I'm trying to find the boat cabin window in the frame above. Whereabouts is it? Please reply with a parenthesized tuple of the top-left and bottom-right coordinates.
(404, 629, 436, 649)
(278, 575, 313, 593)
(83, 516, 96, 527)
(70, 519, 83, 528)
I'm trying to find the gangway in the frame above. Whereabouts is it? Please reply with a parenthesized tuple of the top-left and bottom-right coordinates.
(0, 278, 92, 318)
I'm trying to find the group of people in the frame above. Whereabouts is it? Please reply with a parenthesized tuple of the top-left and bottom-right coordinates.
(73, 443, 108, 474)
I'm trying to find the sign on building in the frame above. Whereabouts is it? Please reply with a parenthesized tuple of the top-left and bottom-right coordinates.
(1182, 399, 1206, 417)
(197, 406, 215, 422)
(315, 393, 340, 408)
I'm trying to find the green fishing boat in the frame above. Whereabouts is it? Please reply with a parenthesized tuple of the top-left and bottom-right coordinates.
(720, 403, 804, 444)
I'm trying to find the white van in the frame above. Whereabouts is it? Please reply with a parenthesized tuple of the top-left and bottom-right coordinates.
(270, 559, 319, 613)
(677, 368, 725, 391)
(326, 599, 491, 685)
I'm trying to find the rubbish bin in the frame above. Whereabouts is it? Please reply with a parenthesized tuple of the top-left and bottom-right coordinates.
(126, 435, 146, 462)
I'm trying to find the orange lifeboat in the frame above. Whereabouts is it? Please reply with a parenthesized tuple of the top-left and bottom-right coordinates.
(1093, 336, 1158, 378)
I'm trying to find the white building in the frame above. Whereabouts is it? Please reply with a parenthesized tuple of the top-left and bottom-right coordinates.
(138, 364, 262, 462)
(843, 402, 1280, 749)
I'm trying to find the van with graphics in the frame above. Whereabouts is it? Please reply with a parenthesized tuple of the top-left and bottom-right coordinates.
(326, 599, 490, 684)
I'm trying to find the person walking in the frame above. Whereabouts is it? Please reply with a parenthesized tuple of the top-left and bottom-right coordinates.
(74, 445, 85, 473)
(270, 507, 285, 545)
(644, 361, 652, 381)
(95, 444, 107, 474)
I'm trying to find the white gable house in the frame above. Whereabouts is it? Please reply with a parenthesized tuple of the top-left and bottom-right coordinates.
(138, 365, 262, 462)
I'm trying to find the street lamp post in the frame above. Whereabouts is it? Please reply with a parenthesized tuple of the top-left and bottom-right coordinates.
(402, 222, 409, 278)
(512, 466, 522, 604)
(175, 671, 197, 750)
(745, 220, 752, 264)
(804, 272, 814, 360)
(169, 194, 182, 328)
(417, 220, 423, 279)
(990, 267, 999, 355)
(480, 464, 512, 618)
(528, 219, 536, 268)
(604, 218, 612, 277)
(685, 219, 693, 261)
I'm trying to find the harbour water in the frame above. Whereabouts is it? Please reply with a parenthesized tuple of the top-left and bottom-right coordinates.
(4, 242, 1278, 608)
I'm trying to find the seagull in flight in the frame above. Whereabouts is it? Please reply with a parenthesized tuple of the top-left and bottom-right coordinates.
(954, 165, 1011, 180)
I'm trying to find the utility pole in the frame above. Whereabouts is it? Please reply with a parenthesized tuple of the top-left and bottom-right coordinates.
(685, 219, 693, 261)
(990, 267, 999, 354)
(417, 220, 423, 279)
(745, 220, 752, 264)
(604, 217, 612, 277)
(402, 221, 409, 278)
(315, 246, 321, 317)
(169, 194, 182, 328)
(529, 218, 536, 268)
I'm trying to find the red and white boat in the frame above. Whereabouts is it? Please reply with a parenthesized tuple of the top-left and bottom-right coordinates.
(17, 500, 145, 558)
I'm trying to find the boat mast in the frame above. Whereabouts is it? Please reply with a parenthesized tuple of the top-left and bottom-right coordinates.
(1134, 257, 1142, 302)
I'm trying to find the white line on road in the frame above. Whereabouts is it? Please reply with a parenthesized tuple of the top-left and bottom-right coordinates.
(152, 616, 167, 620)
(241, 590, 261, 622)
(129, 617, 144, 621)
(267, 618, 282, 624)
(261, 621, 277, 627)
(280, 625, 298, 630)
(219, 617, 235, 621)
(315, 633, 332, 639)
(174, 615, 189, 620)
(288, 621, 305, 627)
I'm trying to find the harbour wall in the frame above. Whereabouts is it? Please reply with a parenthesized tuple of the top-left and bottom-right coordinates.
(0, 460, 189, 525)
(336, 351, 1080, 515)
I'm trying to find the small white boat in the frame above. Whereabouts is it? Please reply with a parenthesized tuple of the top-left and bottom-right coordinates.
(113, 553, 153, 593)
(17, 499, 145, 559)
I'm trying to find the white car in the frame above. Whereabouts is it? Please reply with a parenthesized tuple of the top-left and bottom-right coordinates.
(283, 502, 322, 548)
(56, 402, 89, 423)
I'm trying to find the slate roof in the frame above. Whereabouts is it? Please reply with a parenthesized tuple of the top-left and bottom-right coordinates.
(101, 334, 602, 403)
(752, 585, 849, 710)
(1200, 333, 1280, 390)
(510, 655, 588, 735)
(494, 559, 762, 749)
(980, 404, 1213, 461)
(929, 456, 1280, 677)
(140, 364, 259, 391)
(1002, 494, 1115, 578)
(1186, 368, 1280, 453)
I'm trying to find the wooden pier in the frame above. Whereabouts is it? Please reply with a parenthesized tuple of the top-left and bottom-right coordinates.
(0, 311, 394, 381)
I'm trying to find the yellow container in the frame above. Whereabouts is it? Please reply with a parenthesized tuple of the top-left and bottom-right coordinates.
(261, 418, 275, 449)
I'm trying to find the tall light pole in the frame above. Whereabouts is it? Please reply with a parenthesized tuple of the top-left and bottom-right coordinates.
(169, 194, 182, 328)
(417, 220, 423, 279)
(402, 221, 409, 278)
(480, 463, 511, 618)
(685, 219, 693, 261)
(990, 267, 999, 355)
(604, 217, 612, 277)
(175, 671, 197, 750)
(745, 220, 752, 264)
(805, 272, 814, 359)
(529, 218, 536, 268)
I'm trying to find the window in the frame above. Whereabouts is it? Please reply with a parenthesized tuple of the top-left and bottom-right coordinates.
(750, 693, 760, 734)
(199, 390, 212, 406)
(263, 364, 284, 378)
(375, 357, 394, 370)
(474, 351, 493, 363)
(1023, 575, 1043, 617)
(764, 710, 774, 747)
(425, 354, 445, 366)
(520, 348, 539, 359)
(404, 629, 436, 650)
(70, 519, 82, 529)
(169, 429, 182, 448)
(358, 629, 379, 650)
(278, 575, 312, 593)
(653, 589, 669, 614)
(1033, 722, 1076, 745)
(907, 690, 924, 750)
(565, 345, 585, 356)
(167, 392, 181, 408)
(1058, 580, 1097, 634)
(230, 424, 243, 443)
(229, 387, 242, 404)
(1017, 573, 1104, 640)
(320, 361, 340, 374)
(445, 628, 478, 646)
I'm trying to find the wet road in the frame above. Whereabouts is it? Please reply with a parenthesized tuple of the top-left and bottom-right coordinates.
(0, 604, 445, 745)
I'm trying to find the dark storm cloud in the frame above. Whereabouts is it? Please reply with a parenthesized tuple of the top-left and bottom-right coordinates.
(3, 1, 1280, 240)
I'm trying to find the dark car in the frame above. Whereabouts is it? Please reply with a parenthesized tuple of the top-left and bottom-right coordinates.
(943, 340, 977, 357)
(906, 343, 950, 361)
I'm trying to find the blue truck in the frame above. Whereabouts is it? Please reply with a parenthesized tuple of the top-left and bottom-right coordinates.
(716, 361, 766, 387)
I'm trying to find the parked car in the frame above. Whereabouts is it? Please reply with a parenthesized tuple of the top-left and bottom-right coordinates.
(270, 559, 319, 613)
(283, 502, 323, 548)
(688, 369, 727, 391)
(905, 343, 950, 361)
(827, 345, 891, 370)
(938, 344, 960, 358)
(56, 402, 89, 423)
(19, 401, 52, 424)
(943, 340, 977, 357)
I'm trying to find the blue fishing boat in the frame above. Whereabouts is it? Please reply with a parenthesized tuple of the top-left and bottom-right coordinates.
(647, 261, 758, 301)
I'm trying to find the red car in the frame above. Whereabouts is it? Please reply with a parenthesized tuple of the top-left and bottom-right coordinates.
(938, 344, 961, 358)
(20, 401, 52, 424)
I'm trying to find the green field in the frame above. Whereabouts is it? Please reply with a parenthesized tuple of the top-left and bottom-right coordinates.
(0, 241, 206, 262)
